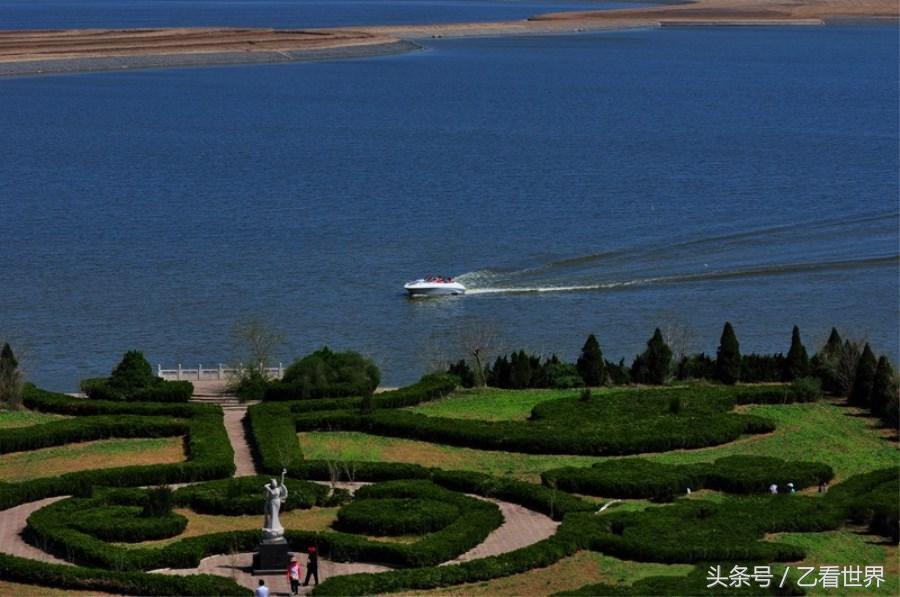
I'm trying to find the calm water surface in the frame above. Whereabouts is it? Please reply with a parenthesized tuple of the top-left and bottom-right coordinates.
(2, 25, 898, 390)
(0, 0, 639, 29)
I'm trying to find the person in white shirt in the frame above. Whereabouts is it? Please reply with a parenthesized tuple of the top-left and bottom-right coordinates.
(255, 579, 269, 597)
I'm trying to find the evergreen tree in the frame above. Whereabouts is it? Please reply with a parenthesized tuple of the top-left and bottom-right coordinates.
(783, 325, 810, 381)
(811, 327, 843, 394)
(849, 343, 877, 407)
(509, 351, 533, 389)
(576, 334, 605, 386)
(716, 322, 741, 385)
(109, 350, 155, 390)
(870, 356, 897, 418)
(644, 328, 673, 385)
(0, 343, 23, 408)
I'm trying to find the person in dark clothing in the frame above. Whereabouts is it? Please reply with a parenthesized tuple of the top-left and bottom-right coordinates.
(304, 546, 319, 586)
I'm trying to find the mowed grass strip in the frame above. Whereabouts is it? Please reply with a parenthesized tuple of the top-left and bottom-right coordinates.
(126, 507, 339, 548)
(407, 388, 580, 421)
(298, 432, 599, 481)
(645, 401, 897, 481)
(772, 530, 899, 595)
(0, 409, 69, 429)
(0, 579, 114, 596)
(0, 437, 185, 482)
(398, 551, 691, 596)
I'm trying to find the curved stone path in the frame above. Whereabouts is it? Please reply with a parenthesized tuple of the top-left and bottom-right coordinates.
(0, 496, 69, 565)
(0, 395, 560, 595)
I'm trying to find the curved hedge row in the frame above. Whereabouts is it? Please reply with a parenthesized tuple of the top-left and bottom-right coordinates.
(337, 480, 498, 540)
(80, 378, 193, 402)
(335, 498, 459, 536)
(173, 475, 329, 515)
(70, 503, 187, 542)
(24, 479, 503, 571)
(292, 408, 774, 456)
(0, 553, 247, 596)
(542, 456, 834, 501)
(0, 414, 186, 454)
(0, 386, 234, 511)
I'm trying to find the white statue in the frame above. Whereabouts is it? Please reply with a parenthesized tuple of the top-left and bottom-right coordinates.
(263, 468, 289, 540)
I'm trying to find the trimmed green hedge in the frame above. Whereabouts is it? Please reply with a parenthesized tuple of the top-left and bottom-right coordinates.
(0, 553, 247, 596)
(335, 498, 459, 535)
(0, 386, 234, 511)
(542, 456, 834, 501)
(174, 475, 329, 515)
(80, 377, 193, 402)
(69, 489, 187, 542)
(0, 414, 186, 454)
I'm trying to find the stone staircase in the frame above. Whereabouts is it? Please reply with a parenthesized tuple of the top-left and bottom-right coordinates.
(188, 380, 257, 411)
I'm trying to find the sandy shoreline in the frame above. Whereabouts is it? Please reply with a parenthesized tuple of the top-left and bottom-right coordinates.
(0, 0, 896, 76)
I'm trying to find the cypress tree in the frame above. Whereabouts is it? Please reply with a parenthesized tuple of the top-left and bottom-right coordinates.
(870, 356, 897, 418)
(643, 328, 673, 385)
(783, 325, 810, 381)
(509, 351, 533, 389)
(811, 327, 844, 394)
(577, 334, 605, 386)
(0, 343, 22, 408)
(716, 322, 741, 385)
(849, 343, 877, 407)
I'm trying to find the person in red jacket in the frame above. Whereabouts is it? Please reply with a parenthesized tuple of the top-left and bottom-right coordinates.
(304, 546, 319, 586)
(286, 557, 301, 595)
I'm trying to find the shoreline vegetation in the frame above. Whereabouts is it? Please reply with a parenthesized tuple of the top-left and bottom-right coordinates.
(0, 0, 897, 77)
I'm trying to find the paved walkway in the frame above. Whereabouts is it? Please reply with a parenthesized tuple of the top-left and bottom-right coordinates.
(0, 496, 70, 565)
(0, 396, 560, 593)
(223, 407, 258, 477)
(154, 552, 391, 596)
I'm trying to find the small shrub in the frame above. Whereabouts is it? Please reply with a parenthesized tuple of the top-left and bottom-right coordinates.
(668, 395, 681, 415)
(266, 347, 380, 400)
(334, 498, 460, 536)
(579, 388, 592, 402)
(141, 486, 173, 518)
(789, 377, 822, 402)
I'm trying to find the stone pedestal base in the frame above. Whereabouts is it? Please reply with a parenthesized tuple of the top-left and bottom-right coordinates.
(253, 538, 290, 574)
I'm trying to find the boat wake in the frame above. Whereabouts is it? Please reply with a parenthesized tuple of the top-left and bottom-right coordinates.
(455, 210, 899, 297)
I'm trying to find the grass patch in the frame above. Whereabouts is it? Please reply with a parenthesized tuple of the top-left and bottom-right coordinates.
(0, 409, 68, 430)
(124, 506, 339, 548)
(398, 550, 691, 596)
(408, 388, 581, 421)
(0, 437, 185, 482)
(0, 579, 112, 596)
(772, 529, 899, 595)
(645, 401, 897, 481)
(298, 431, 600, 482)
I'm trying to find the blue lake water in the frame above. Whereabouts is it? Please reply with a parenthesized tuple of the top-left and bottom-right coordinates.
(0, 0, 639, 29)
(2, 24, 898, 391)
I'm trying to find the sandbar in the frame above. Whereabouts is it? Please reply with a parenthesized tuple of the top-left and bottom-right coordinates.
(0, 0, 896, 76)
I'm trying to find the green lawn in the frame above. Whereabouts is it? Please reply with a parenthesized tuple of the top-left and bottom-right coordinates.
(298, 431, 601, 481)
(408, 388, 581, 421)
(0, 437, 185, 481)
(645, 401, 897, 481)
(0, 408, 69, 429)
(773, 530, 899, 595)
(401, 551, 691, 596)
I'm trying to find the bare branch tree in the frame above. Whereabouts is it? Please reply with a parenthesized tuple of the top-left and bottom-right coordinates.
(227, 318, 285, 400)
(655, 312, 696, 362)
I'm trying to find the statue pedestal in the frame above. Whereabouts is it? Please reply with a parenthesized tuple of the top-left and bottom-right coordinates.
(253, 538, 290, 574)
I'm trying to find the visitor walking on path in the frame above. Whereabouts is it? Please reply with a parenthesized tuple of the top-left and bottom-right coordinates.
(287, 558, 302, 595)
(256, 579, 269, 597)
(304, 546, 319, 586)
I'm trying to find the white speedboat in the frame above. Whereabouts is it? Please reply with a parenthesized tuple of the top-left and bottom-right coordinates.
(404, 275, 466, 297)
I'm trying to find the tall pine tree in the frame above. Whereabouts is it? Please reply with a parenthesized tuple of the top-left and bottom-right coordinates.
(643, 328, 673, 385)
(716, 322, 741, 385)
(811, 327, 843, 394)
(0, 343, 23, 408)
(783, 325, 810, 381)
(577, 334, 605, 386)
(849, 343, 877, 407)
(870, 356, 897, 418)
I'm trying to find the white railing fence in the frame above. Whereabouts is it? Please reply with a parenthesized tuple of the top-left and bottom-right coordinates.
(157, 363, 284, 381)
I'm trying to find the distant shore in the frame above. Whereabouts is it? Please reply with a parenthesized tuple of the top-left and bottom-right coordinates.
(0, 0, 896, 76)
